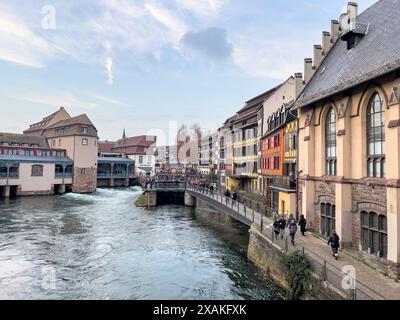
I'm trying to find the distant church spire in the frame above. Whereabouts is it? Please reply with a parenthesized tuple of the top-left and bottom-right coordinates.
(122, 129, 127, 140)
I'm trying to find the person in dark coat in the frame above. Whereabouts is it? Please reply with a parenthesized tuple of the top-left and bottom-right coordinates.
(273, 220, 280, 240)
(298, 214, 307, 236)
(232, 192, 238, 201)
(279, 216, 287, 239)
(328, 230, 340, 260)
(225, 189, 231, 198)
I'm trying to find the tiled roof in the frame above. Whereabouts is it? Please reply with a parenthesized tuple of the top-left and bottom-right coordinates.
(116, 135, 157, 148)
(0, 133, 49, 148)
(47, 114, 95, 129)
(0, 155, 73, 164)
(296, 0, 400, 108)
(98, 141, 115, 153)
(24, 107, 64, 132)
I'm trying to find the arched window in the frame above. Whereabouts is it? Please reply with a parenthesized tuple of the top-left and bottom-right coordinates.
(326, 107, 337, 176)
(367, 93, 385, 178)
(361, 211, 387, 258)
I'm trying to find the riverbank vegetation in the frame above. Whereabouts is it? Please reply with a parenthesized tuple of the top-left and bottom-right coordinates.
(282, 251, 312, 300)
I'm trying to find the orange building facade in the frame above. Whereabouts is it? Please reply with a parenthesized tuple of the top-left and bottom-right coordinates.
(261, 128, 285, 176)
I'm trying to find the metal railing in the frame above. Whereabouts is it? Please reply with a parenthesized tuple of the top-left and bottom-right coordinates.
(187, 184, 387, 301)
(270, 175, 296, 190)
(0, 172, 19, 179)
(302, 247, 386, 300)
(97, 172, 134, 178)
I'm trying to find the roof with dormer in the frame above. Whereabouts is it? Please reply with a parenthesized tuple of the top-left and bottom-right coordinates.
(296, 0, 400, 108)
(23, 107, 71, 133)
(46, 114, 95, 129)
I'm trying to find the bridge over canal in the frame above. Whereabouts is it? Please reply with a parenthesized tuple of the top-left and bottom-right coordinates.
(141, 181, 387, 301)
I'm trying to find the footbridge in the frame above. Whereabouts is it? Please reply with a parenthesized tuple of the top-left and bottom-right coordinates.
(138, 180, 387, 300)
(185, 184, 275, 229)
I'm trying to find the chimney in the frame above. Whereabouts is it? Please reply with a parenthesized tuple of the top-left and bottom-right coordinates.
(340, 2, 359, 31)
(322, 31, 332, 55)
(347, 2, 358, 19)
(331, 20, 340, 42)
(295, 73, 305, 98)
(304, 58, 314, 84)
(313, 45, 323, 69)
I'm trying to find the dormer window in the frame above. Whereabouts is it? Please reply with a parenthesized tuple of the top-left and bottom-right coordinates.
(341, 20, 369, 50)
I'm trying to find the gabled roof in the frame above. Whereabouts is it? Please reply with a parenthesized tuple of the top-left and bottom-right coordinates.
(116, 135, 157, 148)
(98, 141, 115, 153)
(296, 0, 400, 108)
(24, 107, 71, 133)
(0, 132, 49, 148)
(47, 114, 95, 129)
(238, 76, 294, 114)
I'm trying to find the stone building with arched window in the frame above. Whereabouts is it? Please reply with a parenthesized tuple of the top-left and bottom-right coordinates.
(296, 0, 400, 278)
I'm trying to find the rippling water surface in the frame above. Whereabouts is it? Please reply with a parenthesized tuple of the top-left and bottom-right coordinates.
(0, 188, 285, 300)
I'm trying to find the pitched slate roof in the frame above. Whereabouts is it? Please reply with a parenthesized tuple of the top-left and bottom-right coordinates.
(24, 107, 70, 133)
(0, 133, 49, 148)
(47, 114, 95, 129)
(296, 0, 400, 108)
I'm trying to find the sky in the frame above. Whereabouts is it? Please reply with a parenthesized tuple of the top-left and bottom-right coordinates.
(0, 0, 377, 145)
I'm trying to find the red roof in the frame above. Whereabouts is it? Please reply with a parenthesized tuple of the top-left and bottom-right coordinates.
(115, 135, 156, 148)
(99, 135, 157, 155)
(98, 141, 115, 153)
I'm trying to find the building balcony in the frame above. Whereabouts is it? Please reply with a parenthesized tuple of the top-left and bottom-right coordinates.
(270, 175, 296, 192)
(0, 173, 19, 179)
(55, 173, 73, 179)
(97, 172, 135, 178)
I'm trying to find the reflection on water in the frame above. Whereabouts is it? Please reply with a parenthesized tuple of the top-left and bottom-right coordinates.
(0, 188, 285, 300)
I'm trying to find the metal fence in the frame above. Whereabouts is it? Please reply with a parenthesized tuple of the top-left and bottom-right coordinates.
(187, 184, 387, 301)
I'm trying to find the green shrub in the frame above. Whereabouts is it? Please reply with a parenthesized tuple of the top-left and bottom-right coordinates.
(282, 251, 312, 300)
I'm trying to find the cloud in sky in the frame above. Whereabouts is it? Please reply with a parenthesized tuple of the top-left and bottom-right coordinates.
(0, 0, 382, 138)
(172, 0, 230, 18)
(103, 41, 114, 85)
(0, 0, 381, 79)
(91, 94, 128, 107)
(17, 92, 97, 110)
(181, 27, 233, 61)
(0, 4, 53, 68)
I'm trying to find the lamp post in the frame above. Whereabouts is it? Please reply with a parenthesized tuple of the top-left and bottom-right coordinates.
(296, 170, 304, 221)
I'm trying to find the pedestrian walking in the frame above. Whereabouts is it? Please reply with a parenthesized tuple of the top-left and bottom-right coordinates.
(288, 219, 297, 246)
(298, 214, 307, 236)
(328, 230, 340, 260)
(273, 219, 280, 240)
(232, 192, 238, 201)
(225, 189, 231, 198)
(279, 216, 287, 239)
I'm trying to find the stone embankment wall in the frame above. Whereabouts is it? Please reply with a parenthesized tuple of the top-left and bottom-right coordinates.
(248, 225, 345, 300)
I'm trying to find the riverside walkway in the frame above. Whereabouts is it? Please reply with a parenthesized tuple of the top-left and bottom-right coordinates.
(187, 185, 400, 300)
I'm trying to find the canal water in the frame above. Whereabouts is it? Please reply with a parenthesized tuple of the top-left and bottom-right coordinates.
(0, 188, 285, 300)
